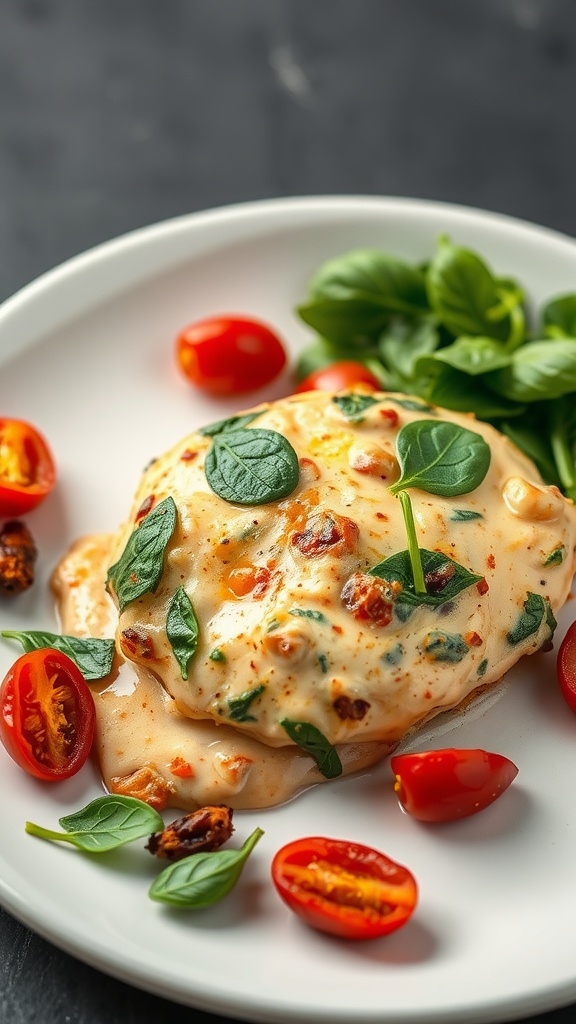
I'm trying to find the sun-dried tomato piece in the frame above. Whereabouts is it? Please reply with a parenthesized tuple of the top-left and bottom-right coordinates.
(424, 561, 456, 594)
(333, 695, 371, 720)
(341, 572, 401, 627)
(120, 627, 156, 660)
(292, 511, 359, 558)
(146, 804, 234, 861)
(110, 766, 173, 811)
(0, 520, 37, 595)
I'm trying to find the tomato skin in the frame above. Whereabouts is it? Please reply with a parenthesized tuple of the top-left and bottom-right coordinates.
(557, 621, 576, 712)
(295, 360, 381, 393)
(0, 418, 56, 517)
(391, 748, 518, 822)
(0, 649, 95, 781)
(175, 315, 287, 396)
(271, 836, 417, 940)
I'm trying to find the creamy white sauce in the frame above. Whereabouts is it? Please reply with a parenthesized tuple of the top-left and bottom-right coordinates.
(52, 390, 576, 810)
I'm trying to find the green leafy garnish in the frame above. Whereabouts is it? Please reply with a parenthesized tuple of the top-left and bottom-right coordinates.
(506, 593, 556, 645)
(1, 630, 114, 680)
(390, 420, 491, 497)
(205, 428, 299, 505)
(106, 496, 177, 612)
(331, 393, 381, 422)
(423, 631, 470, 663)
(227, 684, 265, 722)
(209, 647, 226, 662)
(289, 608, 330, 625)
(25, 796, 163, 852)
(149, 827, 264, 908)
(280, 718, 342, 779)
(166, 586, 199, 679)
(544, 545, 565, 567)
(370, 548, 483, 607)
(199, 412, 263, 437)
(450, 509, 484, 522)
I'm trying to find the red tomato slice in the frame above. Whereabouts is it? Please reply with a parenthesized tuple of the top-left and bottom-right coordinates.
(391, 748, 518, 822)
(0, 649, 95, 781)
(271, 836, 417, 940)
(557, 620, 576, 712)
(0, 418, 56, 517)
(295, 360, 381, 393)
(175, 315, 287, 396)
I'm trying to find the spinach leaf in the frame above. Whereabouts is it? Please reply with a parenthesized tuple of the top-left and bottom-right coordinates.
(426, 237, 516, 340)
(297, 249, 429, 346)
(280, 719, 342, 778)
(205, 428, 299, 505)
(425, 365, 526, 419)
(506, 593, 556, 645)
(486, 339, 576, 402)
(417, 336, 512, 377)
(332, 393, 381, 422)
(1, 630, 114, 680)
(106, 496, 177, 612)
(498, 415, 561, 489)
(387, 396, 434, 412)
(227, 684, 265, 722)
(449, 509, 484, 521)
(544, 545, 565, 567)
(390, 419, 491, 496)
(199, 412, 263, 437)
(423, 631, 470, 662)
(370, 548, 483, 607)
(25, 796, 163, 852)
(542, 293, 576, 338)
(378, 318, 440, 384)
(149, 827, 263, 908)
(166, 586, 199, 679)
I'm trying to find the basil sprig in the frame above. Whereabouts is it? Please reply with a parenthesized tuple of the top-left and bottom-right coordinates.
(166, 586, 199, 679)
(25, 796, 163, 852)
(280, 718, 342, 779)
(205, 427, 299, 505)
(106, 496, 177, 612)
(1, 630, 114, 680)
(389, 420, 491, 497)
(296, 237, 576, 501)
(149, 827, 264, 908)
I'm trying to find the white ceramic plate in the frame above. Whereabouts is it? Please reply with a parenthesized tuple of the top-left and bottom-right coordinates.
(1, 196, 576, 1024)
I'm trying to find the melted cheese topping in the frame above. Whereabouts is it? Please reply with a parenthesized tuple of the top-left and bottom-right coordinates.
(52, 390, 576, 810)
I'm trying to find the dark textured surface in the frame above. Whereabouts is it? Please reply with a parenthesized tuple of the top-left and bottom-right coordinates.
(2, 1, 576, 1021)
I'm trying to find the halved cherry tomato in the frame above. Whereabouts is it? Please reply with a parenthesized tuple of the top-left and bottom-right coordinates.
(557, 621, 576, 712)
(271, 836, 417, 940)
(175, 315, 287, 396)
(0, 649, 95, 781)
(0, 418, 56, 517)
(391, 748, 518, 822)
(295, 360, 381, 393)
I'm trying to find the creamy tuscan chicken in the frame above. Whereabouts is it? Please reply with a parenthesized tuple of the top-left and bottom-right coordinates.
(53, 390, 576, 810)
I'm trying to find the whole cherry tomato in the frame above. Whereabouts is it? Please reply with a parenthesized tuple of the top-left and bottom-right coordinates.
(391, 748, 518, 822)
(0, 418, 56, 517)
(296, 360, 381, 393)
(557, 620, 576, 712)
(271, 836, 417, 940)
(0, 649, 95, 781)
(175, 315, 287, 396)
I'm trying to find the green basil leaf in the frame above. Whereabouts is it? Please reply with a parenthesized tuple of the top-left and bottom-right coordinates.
(205, 428, 299, 505)
(390, 420, 491, 496)
(1, 630, 114, 680)
(280, 719, 342, 778)
(149, 827, 264, 907)
(370, 549, 483, 607)
(289, 608, 330, 625)
(425, 365, 525, 418)
(542, 293, 576, 338)
(485, 339, 576, 402)
(423, 631, 470, 663)
(416, 336, 512, 377)
(379, 318, 440, 382)
(332, 393, 381, 422)
(227, 684, 265, 723)
(297, 249, 429, 346)
(166, 586, 199, 679)
(25, 796, 163, 852)
(199, 412, 263, 437)
(506, 592, 556, 645)
(106, 496, 177, 612)
(426, 238, 512, 340)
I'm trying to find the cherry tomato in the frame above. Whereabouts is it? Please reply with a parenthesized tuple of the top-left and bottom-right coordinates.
(175, 315, 287, 396)
(271, 836, 417, 940)
(0, 649, 95, 781)
(557, 620, 576, 712)
(295, 360, 381, 393)
(391, 748, 518, 823)
(0, 418, 56, 517)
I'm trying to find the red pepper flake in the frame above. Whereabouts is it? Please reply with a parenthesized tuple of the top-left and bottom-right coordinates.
(464, 631, 483, 647)
(486, 553, 496, 570)
(135, 494, 155, 522)
(477, 578, 489, 596)
(375, 512, 389, 521)
(379, 408, 399, 428)
(120, 627, 156, 660)
(180, 449, 198, 461)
